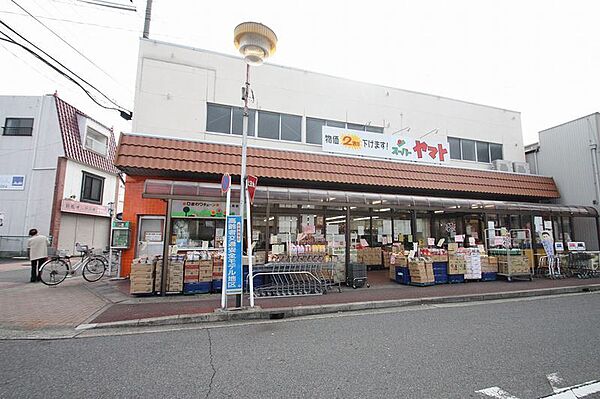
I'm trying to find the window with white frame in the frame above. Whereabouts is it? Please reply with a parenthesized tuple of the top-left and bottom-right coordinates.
(448, 136, 503, 162)
(85, 127, 108, 156)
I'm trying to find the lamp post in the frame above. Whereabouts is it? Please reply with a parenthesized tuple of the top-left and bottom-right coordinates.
(233, 22, 277, 308)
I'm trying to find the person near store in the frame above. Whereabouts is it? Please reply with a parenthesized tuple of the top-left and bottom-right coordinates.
(27, 228, 49, 283)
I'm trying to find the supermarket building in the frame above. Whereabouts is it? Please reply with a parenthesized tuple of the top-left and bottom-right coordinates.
(114, 38, 598, 278)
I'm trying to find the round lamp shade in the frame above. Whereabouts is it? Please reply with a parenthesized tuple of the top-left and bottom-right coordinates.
(234, 22, 277, 66)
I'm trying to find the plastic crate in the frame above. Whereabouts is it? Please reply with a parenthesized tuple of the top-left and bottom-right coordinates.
(434, 274, 448, 284)
(183, 281, 211, 294)
(395, 267, 410, 285)
(212, 279, 222, 292)
(481, 272, 497, 281)
(448, 274, 465, 283)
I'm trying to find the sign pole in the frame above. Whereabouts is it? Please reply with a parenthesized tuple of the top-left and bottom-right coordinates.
(246, 188, 254, 307)
(220, 174, 231, 310)
(221, 187, 230, 309)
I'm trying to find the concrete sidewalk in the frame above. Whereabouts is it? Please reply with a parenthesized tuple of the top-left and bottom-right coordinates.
(1, 258, 599, 337)
(83, 272, 600, 329)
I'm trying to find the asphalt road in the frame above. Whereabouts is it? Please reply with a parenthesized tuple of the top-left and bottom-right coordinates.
(1, 293, 599, 398)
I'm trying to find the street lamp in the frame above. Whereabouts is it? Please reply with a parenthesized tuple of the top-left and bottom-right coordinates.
(233, 22, 277, 308)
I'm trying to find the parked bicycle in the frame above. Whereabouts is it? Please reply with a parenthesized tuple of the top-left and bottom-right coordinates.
(39, 243, 108, 286)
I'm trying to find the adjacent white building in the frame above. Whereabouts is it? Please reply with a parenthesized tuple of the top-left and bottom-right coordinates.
(0, 94, 122, 256)
(526, 113, 600, 250)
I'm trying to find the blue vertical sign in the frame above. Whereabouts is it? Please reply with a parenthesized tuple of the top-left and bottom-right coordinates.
(225, 215, 243, 294)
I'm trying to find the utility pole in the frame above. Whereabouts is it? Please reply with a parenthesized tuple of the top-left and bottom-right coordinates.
(143, 0, 153, 39)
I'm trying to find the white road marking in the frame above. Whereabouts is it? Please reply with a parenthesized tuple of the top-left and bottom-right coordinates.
(478, 376, 600, 399)
(572, 381, 600, 397)
(547, 372, 565, 393)
(476, 387, 522, 399)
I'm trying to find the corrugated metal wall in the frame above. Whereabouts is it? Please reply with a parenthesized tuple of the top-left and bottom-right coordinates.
(536, 113, 600, 250)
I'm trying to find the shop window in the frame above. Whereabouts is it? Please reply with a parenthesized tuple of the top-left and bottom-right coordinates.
(206, 103, 231, 133)
(490, 143, 503, 161)
(207, 103, 256, 136)
(326, 120, 345, 128)
(306, 117, 325, 144)
(415, 216, 431, 246)
(366, 125, 384, 133)
(461, 139, 476, 161)
(3, 117, 34, 136)
(476, 141, 490, 163)
(448, 136, 503, 163)
(448, 137, 461, 160)
(280, 114, 302, 142)
(170, 218, 225, 249)
(351, 216, 371, 247)
(80, 172, 104, 204)
(372, 216, 393, 246)
(393, 217, 411, 242)
(85, 127, 108, 156)
(232, 107, 256, 136)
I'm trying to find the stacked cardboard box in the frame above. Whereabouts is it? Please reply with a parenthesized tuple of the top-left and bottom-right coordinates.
(498, 255, 531, 274)
(448, 254, 466, 274)
(212, 256, 224, 280)
(480, 256, 499, 273)
(465, 250, 482, 279)
(408, 259, 434, 284)
(198, 259, 212, 283)
(184, 259, 200, 283)
(357, 247, 382, 266)
(155, 256, 184, 292)
(130, 258, 154, 294)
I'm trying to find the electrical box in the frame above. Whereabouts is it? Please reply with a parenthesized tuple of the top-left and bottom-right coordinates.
(111, 220, 131, 249)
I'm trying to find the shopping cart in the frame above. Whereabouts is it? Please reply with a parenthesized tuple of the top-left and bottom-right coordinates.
(251, 262, 339, 297)
(537, 256, 564, 279)
(346, 263, 369, 289)
(567, 252, 598, 278)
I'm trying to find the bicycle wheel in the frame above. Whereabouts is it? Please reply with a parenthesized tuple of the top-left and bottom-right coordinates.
(39, 259, 69, 286)
(82, 256, 107, 282)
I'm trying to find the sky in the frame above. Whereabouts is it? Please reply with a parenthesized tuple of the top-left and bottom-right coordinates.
(1, 0, 599, 145)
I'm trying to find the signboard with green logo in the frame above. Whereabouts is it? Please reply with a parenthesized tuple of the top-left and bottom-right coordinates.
(171, 201, 239, 218)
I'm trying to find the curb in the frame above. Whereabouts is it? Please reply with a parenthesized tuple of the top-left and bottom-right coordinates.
(78, 283, 600, 331)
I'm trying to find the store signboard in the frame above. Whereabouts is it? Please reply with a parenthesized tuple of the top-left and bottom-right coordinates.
(322, 126, 449, 164)
(61, 199, 110, 217)
(225, 215, 243, 294)
(171, 200, 239, 217)
(0, 175, 25, 190)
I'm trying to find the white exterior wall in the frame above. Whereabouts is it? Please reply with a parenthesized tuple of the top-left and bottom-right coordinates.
(133, 39, 525, 169)
(62, 160, 118, 206)
(0, 95, 64, 237)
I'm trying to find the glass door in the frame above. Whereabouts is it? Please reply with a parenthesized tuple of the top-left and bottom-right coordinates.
(136, 216, 165, 258)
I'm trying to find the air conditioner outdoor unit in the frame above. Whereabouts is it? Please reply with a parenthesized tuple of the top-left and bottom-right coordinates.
(492, 160, 513, 172)
(512, 162, 531, 174)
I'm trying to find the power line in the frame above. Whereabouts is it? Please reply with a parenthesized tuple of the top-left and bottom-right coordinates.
(8, 0, 131, 96)
(0, 18, 129, 113)
(0, 35, 126, 114)
(0, 10, 141, 33)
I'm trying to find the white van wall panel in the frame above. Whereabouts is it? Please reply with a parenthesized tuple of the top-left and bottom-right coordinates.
(133, 40, 525, 169)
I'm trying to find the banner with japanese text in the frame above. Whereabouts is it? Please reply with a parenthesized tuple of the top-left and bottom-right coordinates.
(322, 126, 449, 164)
(225, 215, 243, 294)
